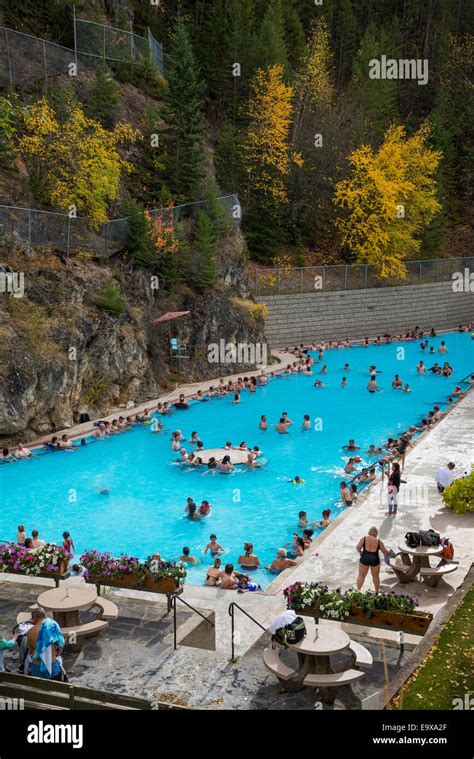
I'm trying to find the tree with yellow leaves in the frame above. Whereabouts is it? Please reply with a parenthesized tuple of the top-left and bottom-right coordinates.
(19, 99, 138, 226)
(240, 64, 302, 262)
(334, 125, 441, 278)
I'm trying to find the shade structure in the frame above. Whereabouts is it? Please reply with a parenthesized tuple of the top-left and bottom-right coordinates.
(152, 311, 190, 325)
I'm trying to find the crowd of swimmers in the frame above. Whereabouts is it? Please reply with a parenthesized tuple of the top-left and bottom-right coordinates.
(13, 526, 76, 557)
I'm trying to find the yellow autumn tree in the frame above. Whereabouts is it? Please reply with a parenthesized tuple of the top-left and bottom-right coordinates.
(334, 124, 441, 278)
(19, 99, 139, 226)
(295, 18, 334, 119)
(240, 64, 302, 205)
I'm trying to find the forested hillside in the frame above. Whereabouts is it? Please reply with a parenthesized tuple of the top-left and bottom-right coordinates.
(1, 0, 471, 275)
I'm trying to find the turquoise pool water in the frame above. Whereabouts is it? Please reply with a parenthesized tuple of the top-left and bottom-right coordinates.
(1, 332, 472, 587)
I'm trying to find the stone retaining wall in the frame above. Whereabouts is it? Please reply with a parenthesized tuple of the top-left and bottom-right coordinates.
(261, 281, 474, 346)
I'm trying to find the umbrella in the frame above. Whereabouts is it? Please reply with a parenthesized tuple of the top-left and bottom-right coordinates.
(152, 311, 190, 325)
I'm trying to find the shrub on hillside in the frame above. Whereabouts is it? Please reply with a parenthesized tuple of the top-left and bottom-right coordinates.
(94, 283, 126, 316)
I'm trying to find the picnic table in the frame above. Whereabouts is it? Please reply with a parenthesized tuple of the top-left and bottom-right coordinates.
(391, 544, 457, 587)
(36, 586, 109, 652)
(263, 626, 372, 704)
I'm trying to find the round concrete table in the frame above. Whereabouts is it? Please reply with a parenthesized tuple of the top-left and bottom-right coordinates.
(37, 586, 97, 630)
(398, 544, 443, 574)
(287, 627, 350, 702)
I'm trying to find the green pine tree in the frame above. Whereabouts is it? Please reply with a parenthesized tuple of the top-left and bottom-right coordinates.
(160, 17, 206, 201)
(191, 210, 219, 288)
(351, 23, 399, 144)
(87, 60, 120, 129)
(122, 198, 155, 269)
(216, 120, 241, 193)
(254, 0, 290, 80)
(282, 0, 307, 69)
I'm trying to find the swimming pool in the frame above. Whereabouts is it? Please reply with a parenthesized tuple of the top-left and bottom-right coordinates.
(1, 332, 473, 587)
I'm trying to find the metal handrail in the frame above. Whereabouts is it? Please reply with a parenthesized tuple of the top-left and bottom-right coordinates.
(457, 371, 474, 387)
(228, 602, 267, 661)
(170, 593, 215, 651)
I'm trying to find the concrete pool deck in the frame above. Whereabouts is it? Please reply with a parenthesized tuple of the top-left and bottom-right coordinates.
(2, 390, 472, 660)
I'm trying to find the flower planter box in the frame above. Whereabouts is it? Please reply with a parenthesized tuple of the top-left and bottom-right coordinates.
(1, 560, 69, 579)
(87, 574, 180, 594)
(299, 604, 433, 635)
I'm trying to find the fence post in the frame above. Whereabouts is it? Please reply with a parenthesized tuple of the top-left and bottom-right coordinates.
(5, 30, 14, 87)
(419, 261, 422, 284)
(43, 39, 48, 89)
(300, 268, 303, 293)
(277, 268, 281, 294)
(254, 269, 258, 296)
(104, 221, 109, 258)
(344, 265, 348, 290)
(66, 216, 71, 257)
(73, 4, 78, 68)
(364, 265, 368, 289)
(28, 209, 32, 249)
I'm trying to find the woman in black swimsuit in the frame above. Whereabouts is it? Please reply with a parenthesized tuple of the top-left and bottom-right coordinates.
(356, 527, 389, 592)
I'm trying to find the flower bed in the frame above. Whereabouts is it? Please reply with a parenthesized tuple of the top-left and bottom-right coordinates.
(80, 550, 187, 592)
(0, 542, 69, 577)
(284, 582, 433, 635)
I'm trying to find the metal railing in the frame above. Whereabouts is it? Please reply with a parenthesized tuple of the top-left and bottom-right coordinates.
(0, 195, 240, 258)
(250, 257, 474, 296)
(171, 594, 215, 651)
(228, 602, 267, 661)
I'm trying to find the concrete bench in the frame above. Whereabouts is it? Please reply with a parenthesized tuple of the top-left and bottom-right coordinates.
(303, 669, 365, 688)
(263, 647, 297, 682)
(419, 563, 457, 587)
(62, 619, 108, 640)
(348, 641, 373, 669)
(390, 560, 416, 583)
(94, 597, 119, 620)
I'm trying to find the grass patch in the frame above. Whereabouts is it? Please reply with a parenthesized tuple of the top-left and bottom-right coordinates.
(229, 296, 268, 321)
(392, 586, 474, 710)
(6, 297, 64, 360)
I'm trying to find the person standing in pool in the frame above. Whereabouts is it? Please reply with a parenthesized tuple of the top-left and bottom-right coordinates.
(275, 418, 290, 434)
(340, 481, 353, 507)
(204, 535, 224, 557)
(237, 543, 260, 570)
(259, 415, 268, 430)
(367, 377, 381, 393)
(302, 415, 311, 430)
(218, 456, 234, 473)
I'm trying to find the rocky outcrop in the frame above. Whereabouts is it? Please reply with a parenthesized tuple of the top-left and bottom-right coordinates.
(0, 228, 267, 444)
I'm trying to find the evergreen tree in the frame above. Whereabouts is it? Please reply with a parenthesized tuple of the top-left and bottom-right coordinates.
(87, 61, 120, 129)
(216, 120, 240, 193)
(351, 23, 399, 145)
(122, 198, 155, 269)
(160, 17, 206, 201)
(191, 210, 219, 288)
(254, 0, 290, 80)
(282, 1, 307, 69)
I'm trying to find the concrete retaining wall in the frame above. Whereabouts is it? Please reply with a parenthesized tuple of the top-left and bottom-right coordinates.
(261, 281, 474, 346)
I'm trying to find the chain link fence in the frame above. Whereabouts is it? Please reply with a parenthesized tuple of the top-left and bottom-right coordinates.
(250, 257, 474, 295)
(0, 21, 163, 90)
(74, 18, 164, 73)
(0, 195, 241, 258)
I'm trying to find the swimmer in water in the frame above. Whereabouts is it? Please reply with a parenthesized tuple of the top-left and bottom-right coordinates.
(290, 476, 305, 484)
(403, 384, 411, 393)
(302, 414, 311, 430)
(366, 444, 382, 456)
(416, 360, 426, 374)
(259, 415, 268, 430)
(204, 534, 224, 557)
(218, 455, 234, 473)
(319, 364, 327, 374)
(367, 378, 380, 392)
(275, 418, 289, 434)
(298, 511, 319, 529)
(314, 380, 325, 388)
(343, 439, 360, 451)
(180, 547, 199, 565)
(341, 376, 348, 387)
